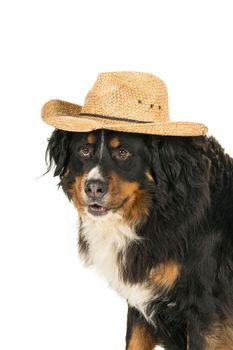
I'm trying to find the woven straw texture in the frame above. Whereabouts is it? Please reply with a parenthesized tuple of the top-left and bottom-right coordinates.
(41, 72, 208, 136)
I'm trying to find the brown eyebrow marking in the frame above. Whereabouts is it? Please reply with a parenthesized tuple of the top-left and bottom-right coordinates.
(86, 133, 96, 144)
(109, 137, 120, 148)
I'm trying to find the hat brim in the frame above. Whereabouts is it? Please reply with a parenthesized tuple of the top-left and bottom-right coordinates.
(42, 99, 208, 137)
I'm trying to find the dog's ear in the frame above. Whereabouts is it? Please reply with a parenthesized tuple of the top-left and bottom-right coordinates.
(45, 129, 70, 177)
(146, 135, 178, 186)
(148, 135, 210, 200)
(156, 138, 184, 187)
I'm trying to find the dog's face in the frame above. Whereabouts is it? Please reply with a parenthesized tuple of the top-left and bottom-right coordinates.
(46, 128, 209, 229)
(51, 130, 155, 225)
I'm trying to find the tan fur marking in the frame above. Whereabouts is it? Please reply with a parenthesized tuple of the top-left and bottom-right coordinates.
(62, 169, 70, 178)
(127, 324, 157, 350)
(145, 171, 154, 182)
(109, 137, 120, 148)
(69, 175, 86, 216)
(151, 261, 181, 290)
(121, 186, 150, 226)
(86, 133, 96, 144)
(205, 321, 233, 350)
(70, 171, 152, 225)
(107, 172, 151, 226)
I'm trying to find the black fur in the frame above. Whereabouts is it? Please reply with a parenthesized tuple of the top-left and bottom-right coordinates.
(46, 129, 233, 349)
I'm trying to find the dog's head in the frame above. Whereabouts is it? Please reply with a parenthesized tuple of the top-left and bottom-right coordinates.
(46, 129, 210, 228)
(46, 129, 157, 226)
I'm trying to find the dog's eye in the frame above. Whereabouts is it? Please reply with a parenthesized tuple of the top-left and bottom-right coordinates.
(118, 148, 131, 160)
(79, 145, 92, 159)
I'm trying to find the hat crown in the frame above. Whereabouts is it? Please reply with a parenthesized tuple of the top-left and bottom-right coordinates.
(82, 72, 169, 123)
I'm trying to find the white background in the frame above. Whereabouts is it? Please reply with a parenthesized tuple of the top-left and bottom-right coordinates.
(0, 1, 233, 349)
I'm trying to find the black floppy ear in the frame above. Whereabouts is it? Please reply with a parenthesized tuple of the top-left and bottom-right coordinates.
(148, 135, 210, 198)
(157, 136, 210, 186)
(146, 135, 165, 185)
(45, 129, 70, 177)
(156, 137, 183, 186)
(146, 135, 182, 197)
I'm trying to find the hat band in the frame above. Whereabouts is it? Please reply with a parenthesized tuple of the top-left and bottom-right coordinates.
(79, 113, 153, 124)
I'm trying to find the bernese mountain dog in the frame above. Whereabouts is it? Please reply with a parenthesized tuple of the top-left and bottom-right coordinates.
(46, 128, 233, 350)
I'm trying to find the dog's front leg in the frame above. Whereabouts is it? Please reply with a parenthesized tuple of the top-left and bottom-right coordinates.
(125, 306, 157, 350)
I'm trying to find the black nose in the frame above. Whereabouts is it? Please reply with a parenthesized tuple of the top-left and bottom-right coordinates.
(85, 180, 108, 199)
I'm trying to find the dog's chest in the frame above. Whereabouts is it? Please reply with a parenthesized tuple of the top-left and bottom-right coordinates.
(79, 214, 153, 314)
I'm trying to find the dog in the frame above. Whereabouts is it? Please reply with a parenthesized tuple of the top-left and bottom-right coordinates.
(45, 128, 233, 349)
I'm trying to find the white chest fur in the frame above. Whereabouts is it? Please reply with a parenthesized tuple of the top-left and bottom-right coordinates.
(79, 211, 154, 317)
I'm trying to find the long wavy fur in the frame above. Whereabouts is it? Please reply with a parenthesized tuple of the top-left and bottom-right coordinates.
(46, 131, 233, 349)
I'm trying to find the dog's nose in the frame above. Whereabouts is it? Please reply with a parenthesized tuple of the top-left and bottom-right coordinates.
(85, 180, 108, 199)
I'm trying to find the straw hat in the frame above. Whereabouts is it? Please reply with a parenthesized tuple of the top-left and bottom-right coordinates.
(41, 71, 208, 136)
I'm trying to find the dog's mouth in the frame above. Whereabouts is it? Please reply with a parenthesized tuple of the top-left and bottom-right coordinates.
(87, 198, 128, 217)
(88, 203, 110, 216)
